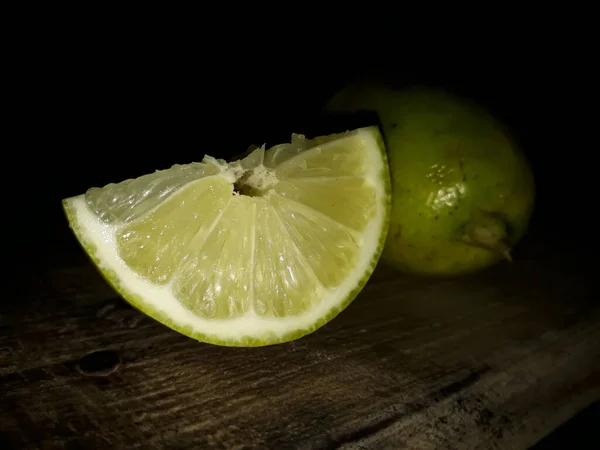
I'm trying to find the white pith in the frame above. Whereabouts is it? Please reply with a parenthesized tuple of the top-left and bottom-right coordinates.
(64, 128, 388, 342)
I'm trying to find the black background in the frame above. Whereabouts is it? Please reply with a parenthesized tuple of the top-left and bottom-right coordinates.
(15, 22, 595, 259)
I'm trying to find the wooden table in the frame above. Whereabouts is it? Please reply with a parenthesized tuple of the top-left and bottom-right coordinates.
(2, 222, 599, 449)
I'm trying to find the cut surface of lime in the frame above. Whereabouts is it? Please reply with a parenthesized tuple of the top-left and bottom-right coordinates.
(63, 126, 390, 346)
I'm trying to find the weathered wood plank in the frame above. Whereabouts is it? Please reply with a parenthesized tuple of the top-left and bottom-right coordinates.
(1, 232, 599, 449)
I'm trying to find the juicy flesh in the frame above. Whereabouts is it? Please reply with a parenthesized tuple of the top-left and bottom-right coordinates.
(84, 131, 378, 320)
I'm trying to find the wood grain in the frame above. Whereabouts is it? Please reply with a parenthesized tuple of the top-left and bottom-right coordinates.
(1, 228, 599, 449)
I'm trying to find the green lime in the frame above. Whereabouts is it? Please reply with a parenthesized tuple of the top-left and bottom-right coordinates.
(326, 83, 535, 276)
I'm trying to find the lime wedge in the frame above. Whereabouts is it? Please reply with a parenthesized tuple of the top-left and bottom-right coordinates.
(63, 126, 390, 346)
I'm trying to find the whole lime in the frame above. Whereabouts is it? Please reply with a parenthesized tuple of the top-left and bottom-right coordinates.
(326, 83, 535, 276)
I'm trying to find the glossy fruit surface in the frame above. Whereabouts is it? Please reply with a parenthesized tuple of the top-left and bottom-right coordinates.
(327, 84, 535, 275)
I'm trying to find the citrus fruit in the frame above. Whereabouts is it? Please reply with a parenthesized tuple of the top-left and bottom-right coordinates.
(63, 127, 391, 346)
(326, 83, 535, 276)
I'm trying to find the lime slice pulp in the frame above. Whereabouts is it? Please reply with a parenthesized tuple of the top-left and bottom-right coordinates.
(63, 126, 391, 346)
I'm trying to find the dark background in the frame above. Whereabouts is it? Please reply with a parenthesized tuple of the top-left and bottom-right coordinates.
(14, 26, 595, 262)
(8, 19, 598, 448)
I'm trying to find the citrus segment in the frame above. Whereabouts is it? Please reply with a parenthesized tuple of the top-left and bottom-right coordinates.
(117, 176, 232, 284)
(272, 177, 376, 231)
